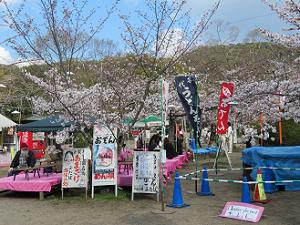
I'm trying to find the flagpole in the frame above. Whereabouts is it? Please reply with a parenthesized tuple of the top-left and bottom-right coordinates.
(194, 77, 199, 193)
(175, 123, 178, 152)
(160, 78, 165, 212)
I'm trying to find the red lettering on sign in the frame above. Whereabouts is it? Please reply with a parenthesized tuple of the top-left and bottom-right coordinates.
(94, 173, 114, 180)
(73, 154, 80, 183)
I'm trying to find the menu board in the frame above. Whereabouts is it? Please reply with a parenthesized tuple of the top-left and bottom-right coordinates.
(131, 150, 160, 200)
(62, 148, 88, 188)
(219, 202, 264, 223)
(91, 124, 118, 198)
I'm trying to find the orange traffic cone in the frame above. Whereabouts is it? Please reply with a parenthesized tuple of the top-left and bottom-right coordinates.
(253, 168, 271, 204)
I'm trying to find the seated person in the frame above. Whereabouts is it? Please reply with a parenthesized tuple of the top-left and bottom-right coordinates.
(164, 137, 178, 159)
(8, 143, 36, 177)
(149, 133, 161, 151)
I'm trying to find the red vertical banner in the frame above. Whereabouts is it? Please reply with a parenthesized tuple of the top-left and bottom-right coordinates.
(18, 132, 45, 159)
(18, 131, 33, 149)
(216, 82, 235, 134)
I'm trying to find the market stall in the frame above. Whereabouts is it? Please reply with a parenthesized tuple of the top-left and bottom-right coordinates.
(16, 115, 72, 159)
(0, 114, 17, 167)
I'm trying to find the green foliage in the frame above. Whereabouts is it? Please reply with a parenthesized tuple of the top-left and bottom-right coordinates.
(264, 120, 300, 146)
(282, 120, 300, 146)
(183, 42, 300, 82)
(93, 190, 128, 201)
(47, 189, 129, 204)
(73, 132, 90, 148)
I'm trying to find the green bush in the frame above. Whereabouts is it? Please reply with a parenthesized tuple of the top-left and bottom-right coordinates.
(73, 131, 91, 148)
(264, 120, 300, 146)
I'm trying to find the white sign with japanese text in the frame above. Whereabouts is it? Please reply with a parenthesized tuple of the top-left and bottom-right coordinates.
(91, 124, 118, 198)
(62, 148, 88, 188)
(131, 150, 160, 200)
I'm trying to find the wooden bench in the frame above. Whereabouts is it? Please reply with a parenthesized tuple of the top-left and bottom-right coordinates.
(12, 162, 58, 181)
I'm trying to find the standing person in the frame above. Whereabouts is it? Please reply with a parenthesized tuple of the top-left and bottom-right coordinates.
(136, 134, 144, 149)
(208, 123, 217, 147)
(217, 132, 232, 169)
(226, 122, 233, 153)
(164, 137, 178, 159)
(246, 136, 252, 148)
(8, 143, 36, 176)
(176, 131, 184, 155)
(219, 133, 227, 152)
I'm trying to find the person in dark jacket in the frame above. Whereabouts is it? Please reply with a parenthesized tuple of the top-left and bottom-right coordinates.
(136, 135, 144, 149)
(8, 143, 36, 176)
(164, 137, 178, 159)
(176, 132, 184, 155)
(149, 133, 161, 151)
(246, 136, 252, 148)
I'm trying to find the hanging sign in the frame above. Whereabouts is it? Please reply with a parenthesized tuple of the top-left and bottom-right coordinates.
(219, 202, 264, 223)
(91, 124, 118, 198)
(161, 79, 169, 124)
(18, 131, 45, 159)
(62, 148, 88, 188)
(216, 82, 234, 134)
(131, 150, 160, 201)
(175, 75, 201, 140)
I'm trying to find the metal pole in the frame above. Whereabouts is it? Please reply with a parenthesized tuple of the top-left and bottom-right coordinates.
(160, 78, 165, 212)
(194, 77, 200, 193)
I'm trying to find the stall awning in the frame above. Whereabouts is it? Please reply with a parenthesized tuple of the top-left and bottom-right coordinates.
(16, 115, 72, 132)
(0, 114, 17, 131)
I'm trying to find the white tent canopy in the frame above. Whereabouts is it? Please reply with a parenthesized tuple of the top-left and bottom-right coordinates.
(0, 114, 17, 131)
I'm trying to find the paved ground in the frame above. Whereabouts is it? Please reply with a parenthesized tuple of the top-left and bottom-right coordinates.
(0, 152, 300, 225)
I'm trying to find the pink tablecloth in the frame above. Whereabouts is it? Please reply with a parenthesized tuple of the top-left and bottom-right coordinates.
(0, 173, 62, 192)
(118, 171, 133, 187)
(174, 155, 186, 167)
(118, 153, 190, 186)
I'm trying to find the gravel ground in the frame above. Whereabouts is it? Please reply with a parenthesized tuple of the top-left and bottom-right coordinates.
(0, 152, 300, 225)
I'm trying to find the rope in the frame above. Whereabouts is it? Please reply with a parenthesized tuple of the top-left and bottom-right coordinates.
(183, 166, 300, 177)
(177, 176, 300, 184)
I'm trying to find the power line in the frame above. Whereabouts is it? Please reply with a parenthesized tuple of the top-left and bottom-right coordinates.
(228, 13, 277, 25)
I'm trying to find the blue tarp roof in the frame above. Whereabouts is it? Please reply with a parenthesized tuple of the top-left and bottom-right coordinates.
(16, 115, 72, 132)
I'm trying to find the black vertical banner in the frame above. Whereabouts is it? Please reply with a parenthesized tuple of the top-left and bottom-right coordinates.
(175, 75, 201, 144)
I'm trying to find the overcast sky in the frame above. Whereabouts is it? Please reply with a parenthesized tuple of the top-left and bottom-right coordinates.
(0, 0, 289, 64)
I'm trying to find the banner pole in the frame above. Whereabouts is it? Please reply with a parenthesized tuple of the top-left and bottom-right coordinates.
(194, 78, 200, 193)
(160, 78, 165, 212)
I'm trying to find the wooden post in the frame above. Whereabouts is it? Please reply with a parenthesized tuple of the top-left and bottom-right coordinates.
(61, 185, 64, 200)
(39, 192, 44, 200)
(260, 112, 263, 146)
(279, 119, 283, 145)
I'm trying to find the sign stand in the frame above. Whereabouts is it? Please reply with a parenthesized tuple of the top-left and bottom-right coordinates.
(91, 125, 118, 199)
(61, 148, 89, 200)
(131, 150, 160, 201)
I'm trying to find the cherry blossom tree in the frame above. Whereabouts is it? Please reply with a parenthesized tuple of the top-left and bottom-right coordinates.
(0, 0, 120, 143)
(1, 0, 221, 147)
(120, 0, 220, 125)
(241, 0, 300, 124)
